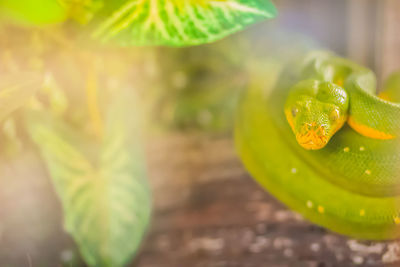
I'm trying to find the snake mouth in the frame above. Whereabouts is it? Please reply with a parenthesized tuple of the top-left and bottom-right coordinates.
(296, 123, 329, 150)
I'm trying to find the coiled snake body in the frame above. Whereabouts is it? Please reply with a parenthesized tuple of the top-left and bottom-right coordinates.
(235, 51, 400, 239)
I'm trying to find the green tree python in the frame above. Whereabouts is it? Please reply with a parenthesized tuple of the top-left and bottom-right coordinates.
(235, 51, 400, 240)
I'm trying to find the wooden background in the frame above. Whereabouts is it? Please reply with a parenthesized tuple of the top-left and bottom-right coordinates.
(135, 134, 400, 267)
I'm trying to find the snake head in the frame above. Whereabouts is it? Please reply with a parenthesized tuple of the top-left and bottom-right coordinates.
(284, 80, 349, 150)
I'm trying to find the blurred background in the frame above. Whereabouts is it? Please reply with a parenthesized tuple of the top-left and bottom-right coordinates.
(1, 0, 400, 267)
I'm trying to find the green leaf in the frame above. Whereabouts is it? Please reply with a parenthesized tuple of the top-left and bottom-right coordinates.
(61, 0, 104, 24)
(28, 91, 151, 267)
(0, 0, 68, 26)
(93, 0, 277, 46)
(0, 73, 41, 121)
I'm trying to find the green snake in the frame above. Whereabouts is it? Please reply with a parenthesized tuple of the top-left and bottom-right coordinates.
(235, 51, 400, 240)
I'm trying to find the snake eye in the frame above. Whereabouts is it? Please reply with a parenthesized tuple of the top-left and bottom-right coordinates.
(330, 109, 340, 121)
(292, 107, 299, 117)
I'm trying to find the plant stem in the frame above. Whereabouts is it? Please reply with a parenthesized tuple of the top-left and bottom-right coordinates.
(86, 58, 103, 139)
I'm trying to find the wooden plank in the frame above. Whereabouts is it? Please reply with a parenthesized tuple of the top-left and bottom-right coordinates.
(346, 0, 377, 69)
(134, 134, 400, 267)
(376, 0, 400, 80)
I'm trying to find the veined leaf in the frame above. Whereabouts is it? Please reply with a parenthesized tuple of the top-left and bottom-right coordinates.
(28, 91, 151, 267)
(93, 0, 277, 46)
(61, 0, 104, 24)
(0, 73, 42, 121)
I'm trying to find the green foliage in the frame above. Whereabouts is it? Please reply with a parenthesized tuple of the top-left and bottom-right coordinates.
(152, 38, 248, 131)
(0, 0, 277, 46)
(0, 0, 280, 266)
(0, 0, 68, 25)
(93, 0, 277, 46)
(64, 0, 104, 24)
(28, 90, 151, 267)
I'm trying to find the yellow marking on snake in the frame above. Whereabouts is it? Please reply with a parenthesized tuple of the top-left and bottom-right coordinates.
(379, 92, 391, 101)
(296, 123, 328, 150)
(348, 116, 396, 140)
(285, 110, 295, 130)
